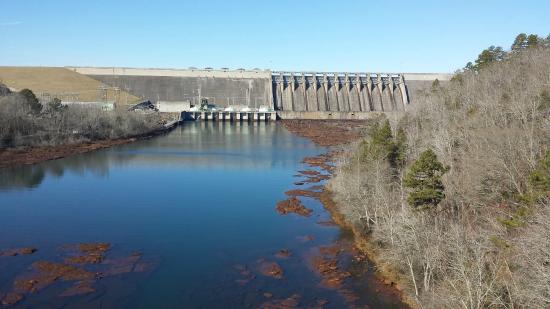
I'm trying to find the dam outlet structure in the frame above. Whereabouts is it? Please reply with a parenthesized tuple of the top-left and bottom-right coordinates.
(272, 72, 409, 119)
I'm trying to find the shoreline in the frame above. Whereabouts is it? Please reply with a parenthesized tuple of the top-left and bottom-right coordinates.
(0, 125, 174, 170)
(1, 119, 412, 306)
(283, 119, 417, 308)
(0, 119, 362, 170)
(319, 187, 418, 308)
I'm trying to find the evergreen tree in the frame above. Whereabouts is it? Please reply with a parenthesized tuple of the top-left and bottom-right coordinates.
(526, 34, 540, 48)
(403, 149, 449, 208)
(464, 62, 475, 72)
(474, 46, 506, 70)
(359, 119, 407, 170)
(511, 33, 527, 51)
(370, 119, 394, 154)
(393, 128, 407, 168)
(18, 89, 42, 114)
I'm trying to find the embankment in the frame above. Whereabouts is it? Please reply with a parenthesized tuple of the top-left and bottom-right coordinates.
(282, 119, 416, 307)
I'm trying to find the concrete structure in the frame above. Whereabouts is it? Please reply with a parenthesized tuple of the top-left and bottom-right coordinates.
(69, 67, 272, 109)
(272, 72, 409, 112)
(276, 111, 384, 120)
(62, 101, 115, 111)
(70, 67, 450, 118)
(183, 111, 276, 122)
(156, 100, 191, 112)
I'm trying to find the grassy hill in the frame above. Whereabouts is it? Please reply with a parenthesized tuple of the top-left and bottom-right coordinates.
(0, 67, 141, 105)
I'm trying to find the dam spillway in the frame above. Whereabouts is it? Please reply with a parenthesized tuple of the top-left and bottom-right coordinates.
(69, 67, 447, 119)
(272, 72, 408, 112)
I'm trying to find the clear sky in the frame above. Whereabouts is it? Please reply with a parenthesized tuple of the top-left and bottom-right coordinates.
(0, 0, 548, 73)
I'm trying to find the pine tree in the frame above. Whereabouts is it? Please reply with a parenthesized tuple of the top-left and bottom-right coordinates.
(464, 62, 475, 72)
(474, 46, 506, 70)
(359, 119, 407, 170)
(526, 34, 540, 48)
(371, 119, 394, 152)
(403, 149, 449, 208)
(511, 33, 527, 51)
(18, 89, 42, 114)
(393, 128, 407, 168)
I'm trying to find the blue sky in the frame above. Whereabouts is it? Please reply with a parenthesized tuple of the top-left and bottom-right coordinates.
(0, 0, 548, 73)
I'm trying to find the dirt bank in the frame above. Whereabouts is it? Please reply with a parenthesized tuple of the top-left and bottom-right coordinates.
(320, 187, 417, 308)
(285, 119, 416, 308)
(281, 120, 366, 147)
(0, 126, 174, 170)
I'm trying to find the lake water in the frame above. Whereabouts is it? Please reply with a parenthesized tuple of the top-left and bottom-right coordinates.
(0, 122, 405, 308)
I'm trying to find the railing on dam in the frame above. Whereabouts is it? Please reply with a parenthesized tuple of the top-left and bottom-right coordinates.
(271, 72, 410, 113)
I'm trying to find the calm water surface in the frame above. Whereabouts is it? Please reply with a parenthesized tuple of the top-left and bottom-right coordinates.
(0, 122, 404, 308)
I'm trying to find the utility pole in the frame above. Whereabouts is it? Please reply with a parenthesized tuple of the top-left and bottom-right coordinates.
(97, 86, 108, 103)
(113, 87, 120, 108)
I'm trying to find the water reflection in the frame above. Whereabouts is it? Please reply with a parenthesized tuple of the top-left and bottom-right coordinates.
(0, 147, 137, 191)
(0, 122, 406, 308)
(0, 122, 315, 191)
(122, 122, 317, 169)
(0, 166, 45, 190)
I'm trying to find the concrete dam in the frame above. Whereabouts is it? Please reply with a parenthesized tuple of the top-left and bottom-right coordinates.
(70, 67, 449, 119)
(272, 72, 408, 112)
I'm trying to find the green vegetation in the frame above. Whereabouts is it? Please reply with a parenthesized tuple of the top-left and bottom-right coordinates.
(358, 119, 407, 169)
(465, 33, 550, 72)
(19, 88, 42, 114)
(528, 149, 550, 199)
(331, 34, 550, 308)
(403, 149, 448, 208)
(468, 45, 506, 71)
(498, 206, 531, 228)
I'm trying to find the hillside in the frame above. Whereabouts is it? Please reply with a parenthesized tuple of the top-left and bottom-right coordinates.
(0, 67, 141, 105)
(331, 42, 550, 308)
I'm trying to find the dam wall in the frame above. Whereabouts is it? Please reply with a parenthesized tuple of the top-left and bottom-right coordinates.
(70, 67, 450, 114)
(70, 67, 272, 109)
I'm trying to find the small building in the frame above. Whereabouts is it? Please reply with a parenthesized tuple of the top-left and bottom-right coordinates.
(128, 100, 157, 112)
